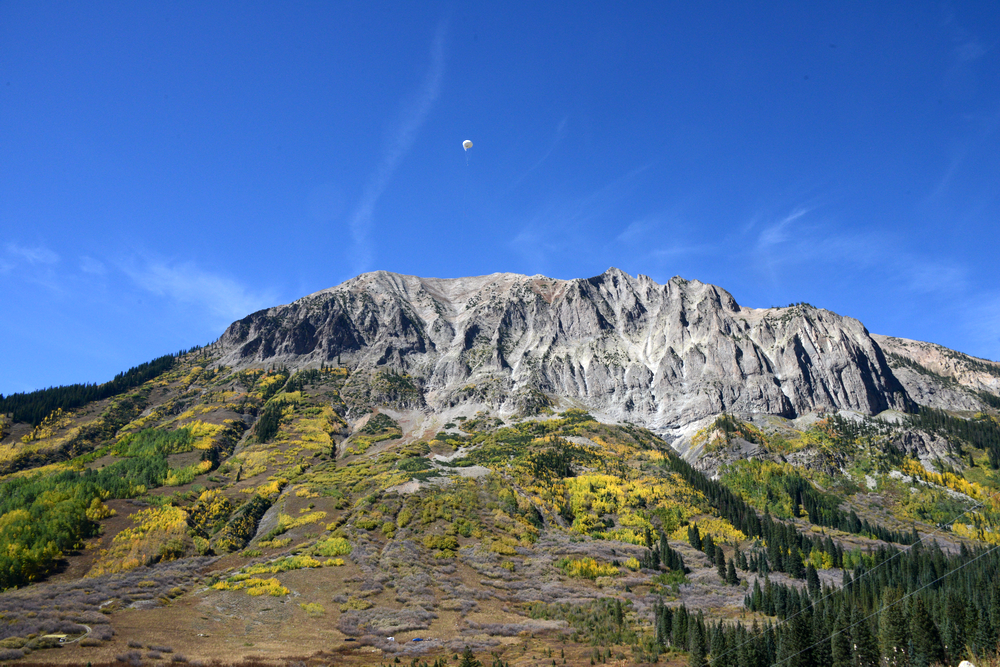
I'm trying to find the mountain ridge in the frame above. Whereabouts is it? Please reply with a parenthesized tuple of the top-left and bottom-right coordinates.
(213, 268, 911, 431)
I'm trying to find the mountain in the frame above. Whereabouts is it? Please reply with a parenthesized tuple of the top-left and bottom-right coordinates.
(214, 268, 909, 429)
(1, 268, 1000, 667)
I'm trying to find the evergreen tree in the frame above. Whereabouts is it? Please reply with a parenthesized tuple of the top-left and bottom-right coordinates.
(851, 606, 879, 667)
(908, 597, 944, 667)
(726, 557, 738, 585)
(747, 620, 767, 667)
(788, 547, 806, 579)
(831, 606, 852, 667)
(973, 605, 993, 658)
(709, 622, 728, 667)
(689, 616, 707, 667)
(715, 547, 726, 580)
(459, 646, 482, 667)
(878, 589, 910, 667)
(688, 524, 702, 551)
(672, 604, 689, 649)
(806, 563, 820, 598)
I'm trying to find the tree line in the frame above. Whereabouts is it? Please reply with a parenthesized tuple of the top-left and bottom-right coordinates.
(0, 354, 176, 427)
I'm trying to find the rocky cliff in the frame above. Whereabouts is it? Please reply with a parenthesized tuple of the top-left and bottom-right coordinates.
(213, 268, 910, 429)
(873, 334, 1000, 412)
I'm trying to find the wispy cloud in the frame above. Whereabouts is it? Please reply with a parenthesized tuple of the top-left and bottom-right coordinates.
(755, 207, 811, 250)
(80, 256, 106, 275)
(348, 21, 447, 275)
(508, 164, 653, 271)
(508, 116, 569, 191)
(615, 218, 657, 245)
(743, 204, 977, 306)
(122, 259, 278, 326)
(614, 216, 715, 261)
(5, 242, 59, 266)
(0, 242, 63, 289)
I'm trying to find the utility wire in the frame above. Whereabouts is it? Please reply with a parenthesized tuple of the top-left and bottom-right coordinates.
(703, 465, 998, 665)
(771, 541, 1000, 667)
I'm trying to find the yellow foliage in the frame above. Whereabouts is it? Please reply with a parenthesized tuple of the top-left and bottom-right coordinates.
(807, 549, 834, 570)
(557, 557, 618, 579)
(234, 555, 324, 578)
(21, 409, 73, 443)
(255, 479, 287, 499)
(88, 506, 189, 577)
(257, 538, 292, 549)
(212, 577, 289, 597)
(180, 366, 204, 387)
(276, 510, 326, 532)
(300, 602, 325, 616)
(232, 449, 273, 478)
(314, 537, 352, 557)
(952, 522, 1000, 545)
(600, 528, 645, 546)
(671, 517, 747, 545)
(85, 497, 115, 521)
(487, 536, 520, 555)
(900, 458, 998, 510)
(339, 597, 373, 612)
(186, 420, 225, 450)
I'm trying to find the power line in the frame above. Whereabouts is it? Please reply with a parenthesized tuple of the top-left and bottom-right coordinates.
(704, 465, 999, 665)
(772, 541, 1000, 667)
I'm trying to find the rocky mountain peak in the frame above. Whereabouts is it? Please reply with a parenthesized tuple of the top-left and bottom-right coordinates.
(214, 269, 909, 429)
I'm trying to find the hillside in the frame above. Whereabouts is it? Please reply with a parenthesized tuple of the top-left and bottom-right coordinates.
(2, 269, 1000, 667)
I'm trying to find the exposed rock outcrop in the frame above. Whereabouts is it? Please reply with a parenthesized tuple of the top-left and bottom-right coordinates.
(873, 334, 1000, 412)
(213, 268, 911, 429)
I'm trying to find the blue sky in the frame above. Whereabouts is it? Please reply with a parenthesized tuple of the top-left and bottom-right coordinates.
(2, 2, 999, 393)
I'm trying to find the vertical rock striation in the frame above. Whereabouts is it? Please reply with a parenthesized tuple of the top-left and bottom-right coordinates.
(214, 268, 910, 428)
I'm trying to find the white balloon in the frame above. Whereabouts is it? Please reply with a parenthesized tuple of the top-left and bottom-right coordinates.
(462, 140, 473, 151)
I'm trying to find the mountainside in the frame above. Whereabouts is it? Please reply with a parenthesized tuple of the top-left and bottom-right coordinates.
(2, 268, 1000, 667)
(874, 333, 1000, 412)
(214, 269, 909, 430)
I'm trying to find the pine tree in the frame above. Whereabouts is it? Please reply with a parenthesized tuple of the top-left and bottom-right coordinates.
(812, 606, 832, 667)
(908, 597, 944, 667)
(805, 563, 820, 598)
(709, 622, 728, 667)
(973, 605, 993, 658)
(716, 547, 726, 581)
(726, 557, 738, 585)
(689, 524, 702, 551)
(672, 604, 689, 649)
(831, 605, 852, 667)
(878, 589, 910, 667)
(459, 646, 482, 667)
(788, 547, 805, 579)
(688, 617, 707, 667)
(779, 606, 813, 667)
(851, 606, 879, 667)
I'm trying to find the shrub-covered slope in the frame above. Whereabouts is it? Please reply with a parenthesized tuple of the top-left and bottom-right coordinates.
(2, 346, 1000, 666)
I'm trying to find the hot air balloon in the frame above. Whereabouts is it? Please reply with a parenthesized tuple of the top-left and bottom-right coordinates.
(462, 140, 473, 151)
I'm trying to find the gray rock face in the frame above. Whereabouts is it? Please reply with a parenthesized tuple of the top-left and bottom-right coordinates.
(213, 268, 909, 428)
(891, 430, 959, 470)
(872, 334, 1000, 412)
